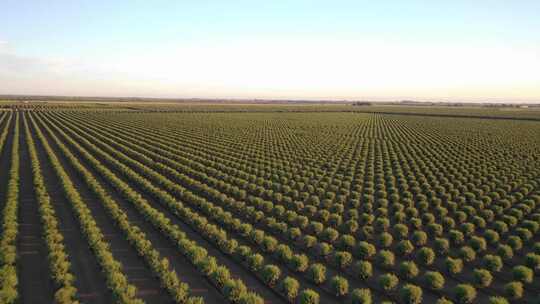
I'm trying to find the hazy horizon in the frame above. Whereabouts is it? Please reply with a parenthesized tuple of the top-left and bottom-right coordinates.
(1, 1, 539, 102)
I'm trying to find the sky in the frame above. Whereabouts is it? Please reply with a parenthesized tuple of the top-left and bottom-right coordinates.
(1, 1, 540, 102)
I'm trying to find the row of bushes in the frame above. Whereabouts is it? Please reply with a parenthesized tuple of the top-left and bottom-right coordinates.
(35, 113, 264, 303)
(33, 114, 203, 303)
(0, 113, 19, 304)
(29, 114, 143, 304)
(47, 110, 540, 300)
(24, 115, 78, 303)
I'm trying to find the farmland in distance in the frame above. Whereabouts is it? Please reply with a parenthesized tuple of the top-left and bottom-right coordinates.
(0, 103, 539, 304)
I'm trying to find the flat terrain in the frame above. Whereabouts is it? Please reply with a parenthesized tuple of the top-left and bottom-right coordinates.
(0, 103, 539, 304)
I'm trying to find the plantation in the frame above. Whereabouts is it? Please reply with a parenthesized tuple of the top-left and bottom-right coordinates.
(0, 104, 539, 303)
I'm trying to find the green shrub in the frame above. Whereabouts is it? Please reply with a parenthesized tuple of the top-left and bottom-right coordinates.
(399, 261, 419, 279)
(396, 240, 414, 256)
(525, 253, 540, 272)
(239, 292, 264, 304)
(497, 244, 513, 260)
(354, 241, 376, 260)
(482, 255, 503, 272)
(330, 276, 349, 297)
(411, 230, 428, 246)
(247, 254, 264, 272)
(377, 232, 393, 248)
(299, 289, 319, 304)
(472, 268, 493, 288)
(376, 250, 395, 269)
(453, 284, 476, 304)
(278, 276, 299, 302)
(289, 254, 309, 273)
(507, 235, 523, 250)
(504, 281, 523, 300)
(261, 265, 281, 286)
(469, 236, 487, 252)
(307, 263, 326, 285)
(333, 251, 352, 269)
(354, 260, 373, 280)
(224, 279, 247, 302)
(435, 297, 454, 304)
(458, 246, 476, 262)
(488, 296, 509, 304)
(350, 288, 371, 304)
(400, 284, 423, 304)
(434, 238, 449, 255)
(378, 273, 399, 291)
(512, 265, 533, 283)
(416, 247, 435, 266)
(423, 271, 445, 290)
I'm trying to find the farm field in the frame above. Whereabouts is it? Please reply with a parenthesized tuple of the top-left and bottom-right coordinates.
(0, 104, 539, 304)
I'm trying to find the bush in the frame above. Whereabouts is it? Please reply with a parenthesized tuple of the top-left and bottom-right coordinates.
(224, 279, 247, 302)
(247, 254, 264, 272)
(504, 281, 523, 300)
(354, 241, 376, 260)
(299, 289, 319, 304)
(239, 292, 264, 304)
(434, 238, 449, 255)
(525, 253, 540, 272)
(512, 265, 533, 283)
(289, 254, 309, 273)
(484, 229, 500, 245)
(262, 236, 278, 253)
(507, 235, 523, 251)
(330, 276, 349, 297)
(278, 276, 299, 302)
(412, 231, 428, 246)
(445, 257, 463, 275)
(436, 297, 454, 304)
(354, 260, 373, 280)
(399, 261, 419, 279)
(211, 266, 231, 287)
(396, 240, 414, 256)
(261, 265, 281, 286)
(469, 236, 487, 252)
(400, 284, 423, 304)
(449, 230, 465, 245)
(307, 263, 326, 285)
(453, 284, 477, 304)
(458, 246, 476, 263)
(333, 251, 352, 269)
(472, 268, 493, 288)
(377, 232, 393, 248)
(497, 244, 514, 260)
(482, 255, 503, 272)
(376, 250, 395, 269)
(423, 271, 445, 290)
(337, 234, 356, 251)
(393, 223, 409, 239)
(315, 242, 333, 256)
(488, 296, 509, 304)
(378, 273, 399, 291)
(351, 288, 371, 304)
(416, 247, 435, 266)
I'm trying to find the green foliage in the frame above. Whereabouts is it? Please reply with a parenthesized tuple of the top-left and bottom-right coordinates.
(299, 289, 319, 304)
(423, 271, 445, 290)
(400, 284, 423, 304)
(351, 288, 371, 304)
(329, 275, 349, 297)
(453, 284, 477, 304)
(307, 263, 326, 285)
(378, 273, 399, 291)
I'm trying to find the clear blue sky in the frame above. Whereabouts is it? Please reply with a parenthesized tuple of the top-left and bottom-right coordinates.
(1, 0, 539, 101)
